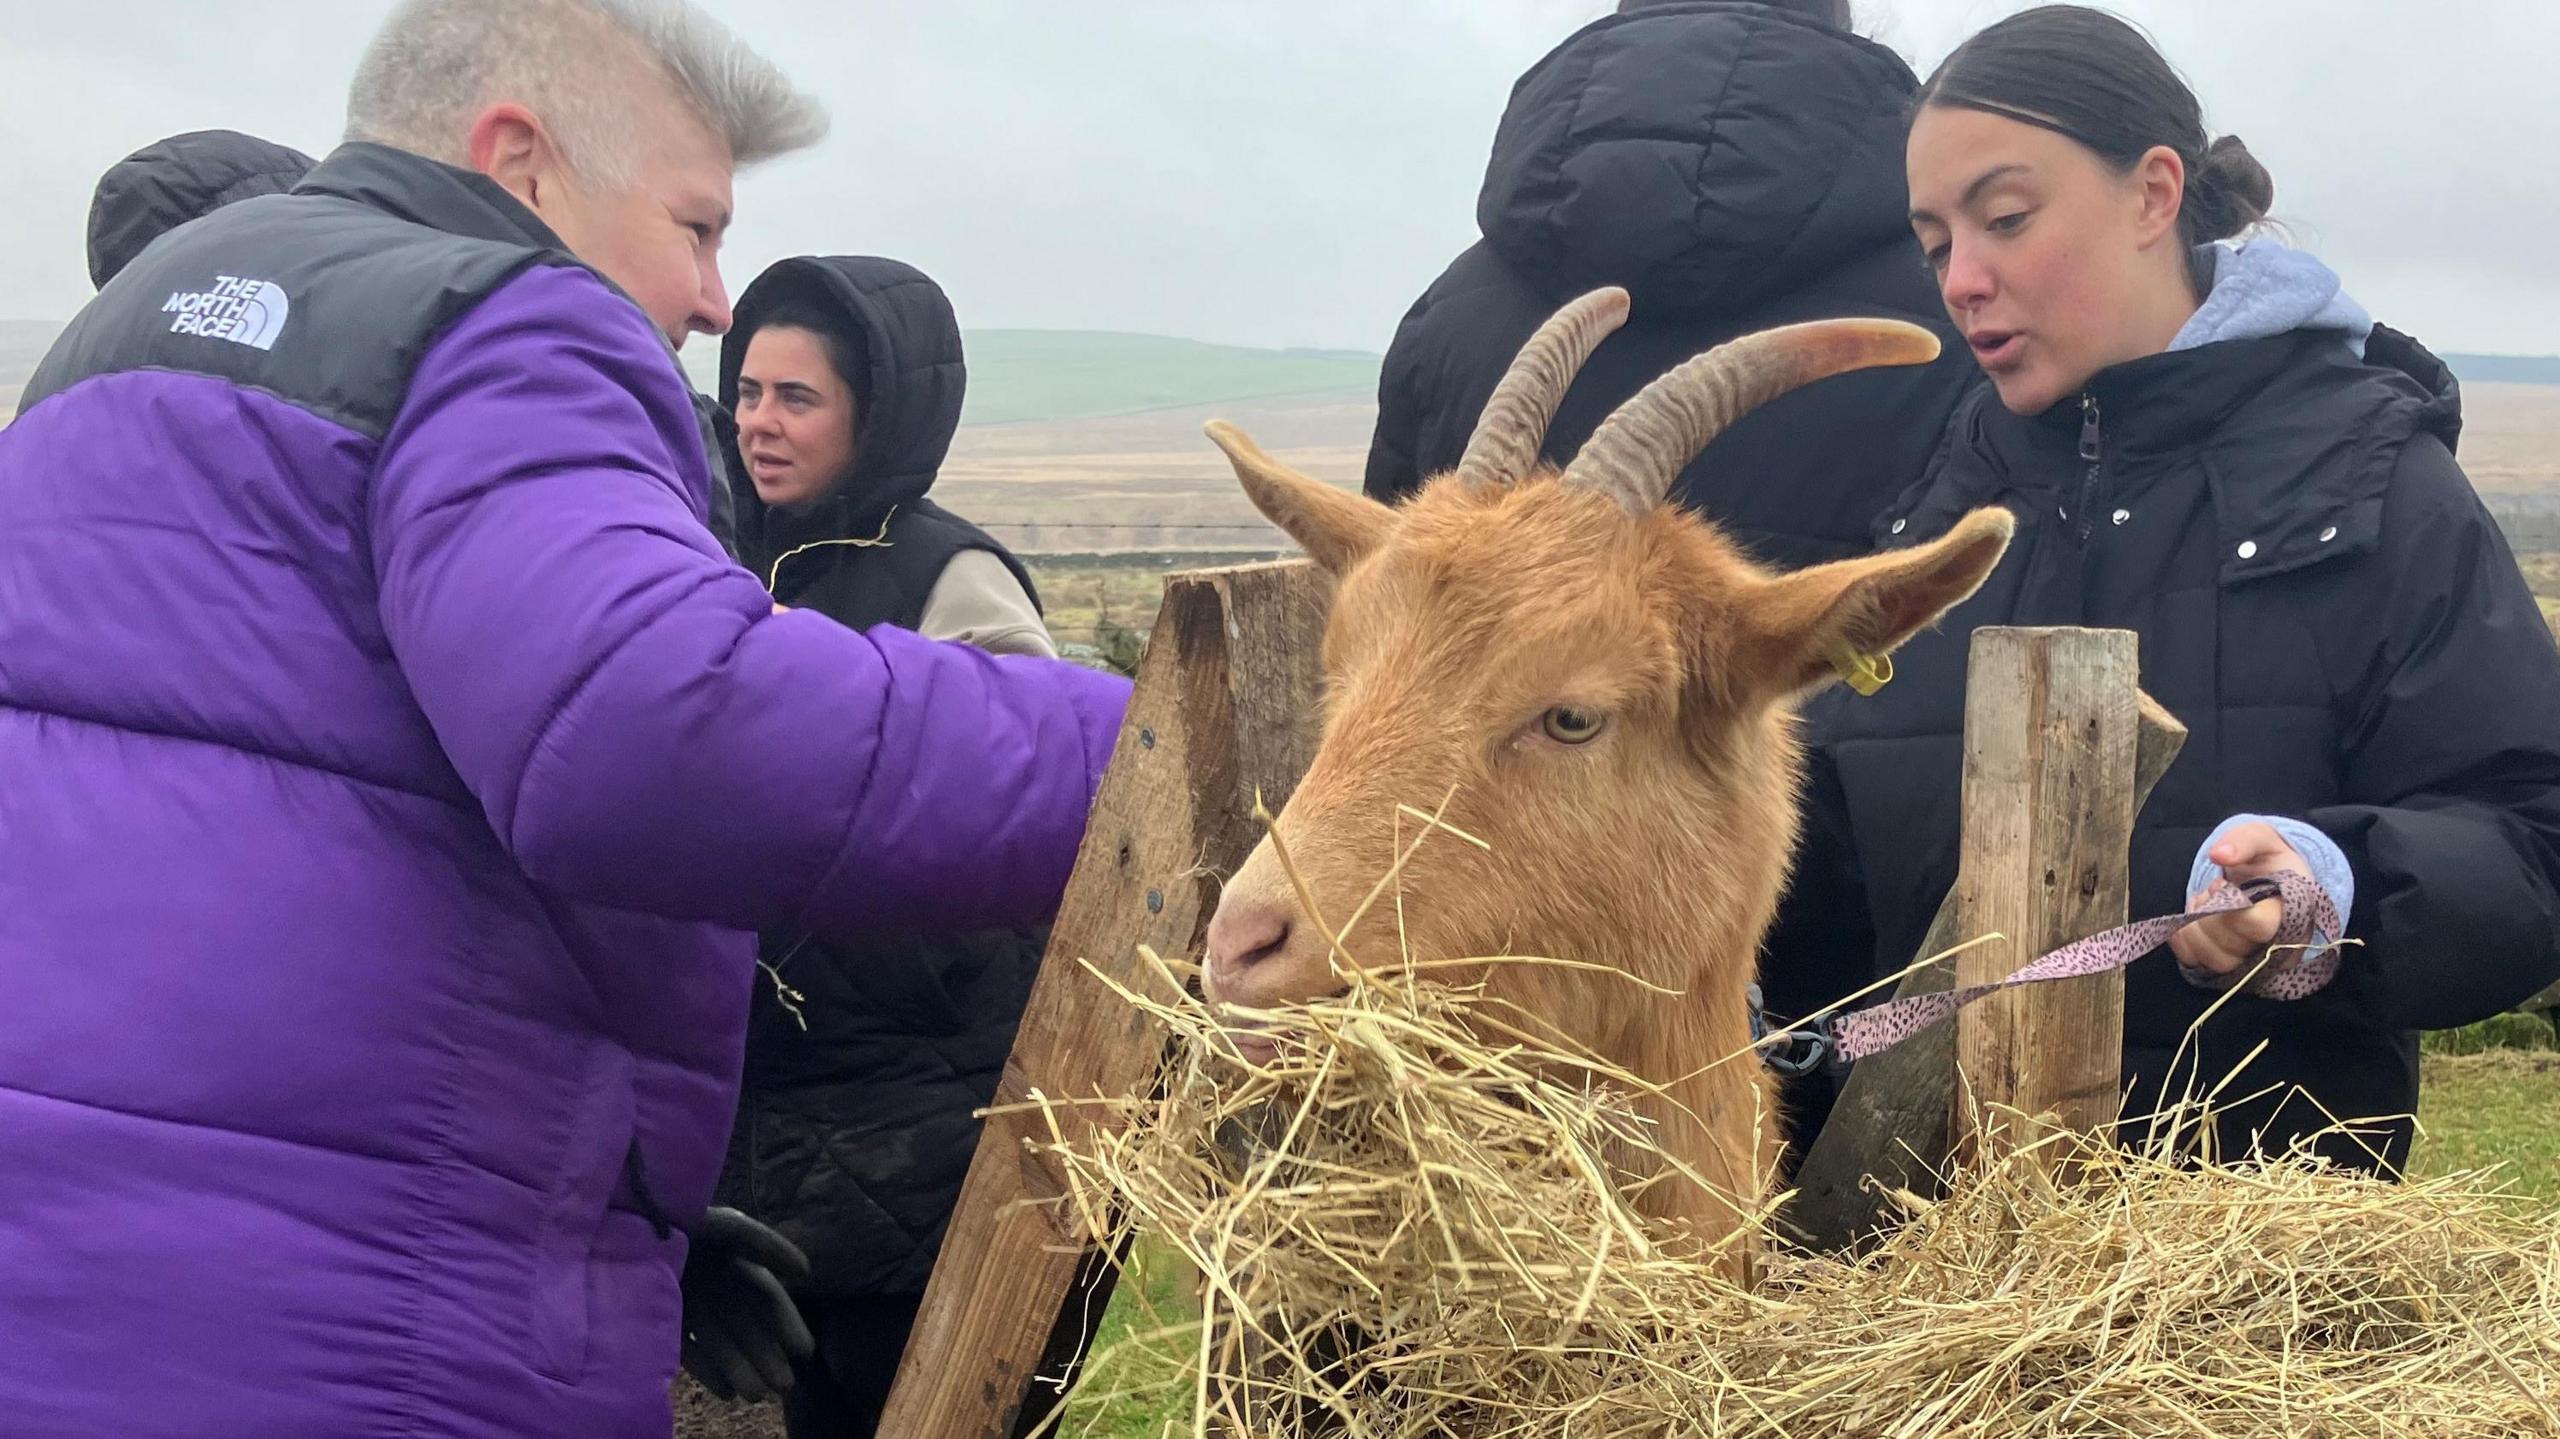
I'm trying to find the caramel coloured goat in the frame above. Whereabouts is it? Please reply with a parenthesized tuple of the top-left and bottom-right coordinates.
(1199, 288, 2015, 1275)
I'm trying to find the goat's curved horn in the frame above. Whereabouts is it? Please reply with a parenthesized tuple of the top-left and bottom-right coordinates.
(1563, 319, 1941, 515)
(1451, 286, 1632, 489)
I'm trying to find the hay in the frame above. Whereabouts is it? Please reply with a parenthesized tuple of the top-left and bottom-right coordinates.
(1025, 951, 2560, 1438)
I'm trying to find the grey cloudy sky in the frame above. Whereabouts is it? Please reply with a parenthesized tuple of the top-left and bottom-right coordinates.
(6, 1, 2555, 355)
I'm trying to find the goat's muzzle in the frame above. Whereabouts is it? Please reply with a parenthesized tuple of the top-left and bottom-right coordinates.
(1204, 890, 1325, 1064)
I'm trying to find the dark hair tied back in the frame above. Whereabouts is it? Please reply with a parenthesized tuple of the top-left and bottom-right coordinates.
(1918, 5, 2273, 251)
(2188, 134, 2274, 243)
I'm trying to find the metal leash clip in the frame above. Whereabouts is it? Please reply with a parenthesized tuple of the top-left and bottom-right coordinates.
(1747, 982, 1840, 1077)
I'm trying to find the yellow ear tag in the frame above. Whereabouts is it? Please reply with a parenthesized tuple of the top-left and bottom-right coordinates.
(1829, 643, 1894, 697)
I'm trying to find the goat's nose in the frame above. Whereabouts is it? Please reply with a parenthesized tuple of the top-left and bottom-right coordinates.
(1204, 899, 1293, 999)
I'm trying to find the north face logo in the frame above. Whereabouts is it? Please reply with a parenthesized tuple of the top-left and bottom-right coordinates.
(162, 275, 290, 351)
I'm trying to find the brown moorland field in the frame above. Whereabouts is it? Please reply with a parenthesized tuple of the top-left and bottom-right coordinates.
(2459, 381, 2560, 494)
(935, 388, 1371, 554)
(939, 377, 2560, 557)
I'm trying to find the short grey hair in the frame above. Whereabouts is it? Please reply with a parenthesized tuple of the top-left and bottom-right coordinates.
(346, 0, 828, 189)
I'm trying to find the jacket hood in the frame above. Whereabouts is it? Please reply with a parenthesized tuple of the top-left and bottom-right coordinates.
(2363, 321, 2462, 445)
(2171, 239, 2375, 359)
(88, 130, 317, 288)
(718, 256, 965, 573)
(1476, 2, 1922, 317)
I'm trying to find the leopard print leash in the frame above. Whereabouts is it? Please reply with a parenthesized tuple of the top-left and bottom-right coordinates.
(1758, 870, 2340, 1075)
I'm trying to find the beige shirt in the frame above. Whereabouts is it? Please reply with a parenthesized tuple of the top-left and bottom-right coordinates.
(916, 548, 1058, 659)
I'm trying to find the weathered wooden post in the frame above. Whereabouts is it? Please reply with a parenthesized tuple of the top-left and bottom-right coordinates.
(1949, 627, 2143, 1155)
(875, 559, 1330, 1439)
(1786, 628, 2179, 1249)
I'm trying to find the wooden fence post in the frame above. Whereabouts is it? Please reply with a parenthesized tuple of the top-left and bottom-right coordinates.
(1950, 626, 2143, 1157)
(1784, 683, 2183, 1251)
(874, 558, 1330, 1439)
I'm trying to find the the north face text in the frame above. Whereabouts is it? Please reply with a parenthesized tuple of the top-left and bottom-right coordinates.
(163, 276, 291, 351)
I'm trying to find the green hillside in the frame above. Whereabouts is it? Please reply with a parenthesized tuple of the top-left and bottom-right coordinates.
(679, 328, 1380, 427)
(957, 330, 1378, 425)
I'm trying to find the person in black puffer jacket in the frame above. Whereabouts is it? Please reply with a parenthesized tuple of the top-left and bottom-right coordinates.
(710, 254, 1097, 1437)
(85, 129, 317, 289)
(1365, 0, 1983, 573)
(1766, 5, 2560, 1176)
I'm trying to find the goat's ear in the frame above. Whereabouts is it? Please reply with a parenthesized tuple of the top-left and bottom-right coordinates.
(1735, 507, 2015, 702)
(1207, 420, 1393, 574)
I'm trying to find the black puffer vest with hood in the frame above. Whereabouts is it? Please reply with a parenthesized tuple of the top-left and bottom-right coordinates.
(718, 256, 1037, 624)
(1364, 1, 1983, 571)
(710, 256, 1050, 1298)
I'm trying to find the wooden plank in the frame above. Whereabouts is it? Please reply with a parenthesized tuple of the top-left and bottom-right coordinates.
(1951, 626, 2142, 1157)
(1783, 690, 2185, 1252)
(877, 558, 1330, 1439)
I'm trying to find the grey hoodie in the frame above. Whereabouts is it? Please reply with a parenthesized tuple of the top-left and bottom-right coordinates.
(2171, 238, 2375, 359)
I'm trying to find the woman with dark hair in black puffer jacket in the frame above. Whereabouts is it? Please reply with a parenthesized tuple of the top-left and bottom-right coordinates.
(1767, 5, 2560, 1178)
(1366, 0, 1982, 575)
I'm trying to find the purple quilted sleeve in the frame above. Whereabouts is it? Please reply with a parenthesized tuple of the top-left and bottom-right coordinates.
(370, 264, 1129, 936)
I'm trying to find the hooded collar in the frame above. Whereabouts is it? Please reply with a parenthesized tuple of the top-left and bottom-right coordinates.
(294, 142, 572, 256)
(2171, 240, 2374, 360)
(717, 256, 967, 590)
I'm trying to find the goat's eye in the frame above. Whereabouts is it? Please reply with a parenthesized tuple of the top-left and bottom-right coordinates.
(1541, 706, 1605, 744)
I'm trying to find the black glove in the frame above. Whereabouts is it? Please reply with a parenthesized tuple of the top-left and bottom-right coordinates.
(680, 1207, 816, 1402)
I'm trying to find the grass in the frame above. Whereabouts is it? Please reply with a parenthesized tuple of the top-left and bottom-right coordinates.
(1049, 1243, 1202, 1439)
(2412, 1046, 2560, 1202)
(957, 332, 1379, 428)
